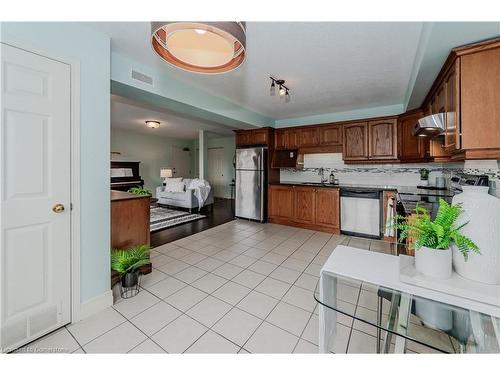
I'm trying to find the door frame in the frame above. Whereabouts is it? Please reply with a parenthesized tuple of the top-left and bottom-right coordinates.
(1, 37, 83, 323)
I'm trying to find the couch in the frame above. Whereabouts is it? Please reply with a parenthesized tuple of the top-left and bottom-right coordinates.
(156, 178, 214, 213)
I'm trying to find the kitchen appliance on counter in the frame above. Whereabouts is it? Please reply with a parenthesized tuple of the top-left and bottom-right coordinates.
(450, 173, 489, 192)
(340, 187, 383, 239)
(235, 147, 267, 222)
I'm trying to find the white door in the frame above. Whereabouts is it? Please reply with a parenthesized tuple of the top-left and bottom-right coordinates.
(208, 148, 225, 198)
(0, 44, 71, 352)
(171, 146, 192, 178)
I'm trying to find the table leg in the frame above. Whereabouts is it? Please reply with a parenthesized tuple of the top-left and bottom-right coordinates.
(382, 292, 401, 353)
(319, 273, 338, 353)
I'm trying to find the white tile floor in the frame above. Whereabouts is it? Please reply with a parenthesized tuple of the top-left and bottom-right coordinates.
(17, 220, 447, 354)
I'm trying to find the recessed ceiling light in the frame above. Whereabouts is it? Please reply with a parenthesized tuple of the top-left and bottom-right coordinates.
(151, 22, 246, 74)
(145, 120, 160, 129)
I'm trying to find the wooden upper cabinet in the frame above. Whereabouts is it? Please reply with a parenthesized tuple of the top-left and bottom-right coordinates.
(235, 131, 251, 147)
(314, 188, 339, 230)
(319, 124, 342, 146)
(343, 122, 369, 161)
(444, 61, 460, 151)
(298, 127, 320, 147)
(251, 128, 269, 145)
(235, 128, 271, 147)
(288, 129, 299, 149)
(293, 187, 315, 224)
(398, 112, 429, 161)
(368, 118, 398, 160)
(268, 185, 294, 220)
(275, 128, 299, 150)
(435, 84, 446, 114)
(461, 46, 500, 151)
(275, 129, 288, 150)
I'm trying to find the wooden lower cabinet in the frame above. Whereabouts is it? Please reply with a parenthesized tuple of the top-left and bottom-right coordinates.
(268, 184, 294, 220)
(268, 184, 340, 233)
(314, 188, 340, 230)
(293, 187, 315, 224)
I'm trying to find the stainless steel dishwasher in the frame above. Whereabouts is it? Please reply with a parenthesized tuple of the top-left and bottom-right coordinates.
(340, 188, 383, 239)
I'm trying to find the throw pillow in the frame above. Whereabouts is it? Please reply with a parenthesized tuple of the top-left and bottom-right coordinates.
(164, 177, 185, 192)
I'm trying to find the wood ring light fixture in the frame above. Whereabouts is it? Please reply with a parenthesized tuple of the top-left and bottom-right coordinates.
(151, 22, 246, 74)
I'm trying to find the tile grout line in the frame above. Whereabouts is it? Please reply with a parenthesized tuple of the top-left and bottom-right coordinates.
(76, 222, 344, 353)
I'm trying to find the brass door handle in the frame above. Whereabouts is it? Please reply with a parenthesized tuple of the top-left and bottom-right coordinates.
(52, 204, 65, 213)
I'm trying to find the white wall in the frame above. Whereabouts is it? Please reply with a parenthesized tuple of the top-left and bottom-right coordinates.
(1, 23, 111, 304)
(281, 153, 450, 187)
(280, 153, 500, 188)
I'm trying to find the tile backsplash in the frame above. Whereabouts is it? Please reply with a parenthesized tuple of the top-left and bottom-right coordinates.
(279, 153, 500, 187)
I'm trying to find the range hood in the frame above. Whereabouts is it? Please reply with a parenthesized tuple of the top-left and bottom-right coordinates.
(413, 113, 445, 137)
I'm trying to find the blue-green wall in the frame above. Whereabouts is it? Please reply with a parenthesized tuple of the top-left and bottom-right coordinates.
(111, 128, 195, 195)
(111, 52, 274, 128)
(1, 22, 111, 304)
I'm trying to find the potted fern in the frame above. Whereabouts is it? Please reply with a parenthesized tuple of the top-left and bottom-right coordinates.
(394, 199, 479, 279)
(111, 245, 150, 297)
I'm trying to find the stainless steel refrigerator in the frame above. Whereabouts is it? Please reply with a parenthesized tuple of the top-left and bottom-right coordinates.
(235, 147, 267, 222)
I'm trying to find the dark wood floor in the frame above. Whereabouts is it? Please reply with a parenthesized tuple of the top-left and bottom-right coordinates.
(150, 198, 236, 247)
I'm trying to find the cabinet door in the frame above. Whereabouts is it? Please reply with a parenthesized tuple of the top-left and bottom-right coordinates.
(298, 127, 319, 147)
(398, 113, 429, 161)
(343, 122, 368, 161)
(435, 84, 446, 114)
(461, 48, 500, 150)
(268, 185, 294, 220)
(444, 62, 460, 151)
(251, 129, 269, 145)
(275, 129, 288, 150)
(314, 188, 339, 229)
(368, 119, 398, 160)
(235, 131, 251, 146)
(293, 187, 315, 224)
(288, 129, 299, 149)
(319, 125, 342, 146)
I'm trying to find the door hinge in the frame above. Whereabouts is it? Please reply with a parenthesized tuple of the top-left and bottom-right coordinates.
(70, 203, 73, 211)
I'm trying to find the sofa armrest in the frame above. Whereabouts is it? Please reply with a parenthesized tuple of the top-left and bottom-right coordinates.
(156, 185, 165, 198)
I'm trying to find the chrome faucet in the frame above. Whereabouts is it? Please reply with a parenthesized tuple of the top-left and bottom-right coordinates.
(318, 168, 327, 183)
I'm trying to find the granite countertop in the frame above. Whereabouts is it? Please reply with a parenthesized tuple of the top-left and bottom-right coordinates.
(272, 182, 455, 197)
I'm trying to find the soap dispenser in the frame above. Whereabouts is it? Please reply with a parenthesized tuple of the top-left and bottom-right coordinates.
(329, 171, 335, 184)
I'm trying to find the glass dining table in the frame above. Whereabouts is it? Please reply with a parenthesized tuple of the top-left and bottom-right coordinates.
(314, 242, 500, 354)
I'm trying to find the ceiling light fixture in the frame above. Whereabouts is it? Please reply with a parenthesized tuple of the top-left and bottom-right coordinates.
(145, 120, 160, 129)
(151, 22, 246, 74)
(269, 77, 291, 103)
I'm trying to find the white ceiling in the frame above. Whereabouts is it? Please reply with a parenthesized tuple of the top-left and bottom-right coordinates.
(111, 95, 235, 139)
(88, 22, 423, 120)
(89, 22, 500, 123)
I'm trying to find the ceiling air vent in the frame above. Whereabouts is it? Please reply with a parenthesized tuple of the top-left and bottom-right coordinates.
(131, 69, 153, 86)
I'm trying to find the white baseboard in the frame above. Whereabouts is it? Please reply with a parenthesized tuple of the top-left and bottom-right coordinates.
(75, 290, 113, 322)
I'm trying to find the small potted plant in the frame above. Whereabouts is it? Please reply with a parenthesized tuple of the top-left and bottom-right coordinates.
(111, 244, 150, 298)
(394, 199, 479, 279)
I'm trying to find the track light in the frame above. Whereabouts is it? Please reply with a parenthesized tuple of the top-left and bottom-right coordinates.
(269, 77, 291, 103)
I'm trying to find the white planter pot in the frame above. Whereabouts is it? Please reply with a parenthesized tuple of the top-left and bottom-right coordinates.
(452, 186, 500, 285)
(415, 246, 452, 279)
